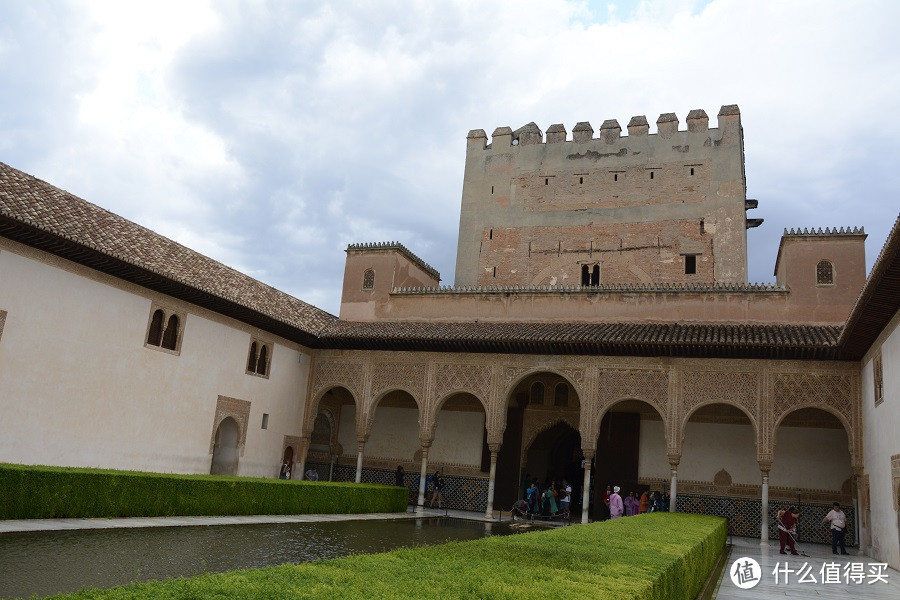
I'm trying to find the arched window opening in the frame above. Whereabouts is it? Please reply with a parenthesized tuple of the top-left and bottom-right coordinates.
(591, 265, 600, 286)
(362, 269, 375, 290)
(161, 314, 179, 350)
(530, 381, 544, 405)
(247, 342, 258, 372)
(554, 383, 569, 407)
(147, 309, 164, 346)
(816, 260, 834, 285)
(257, 344, 268, 376)
(581, 265, 590, 286)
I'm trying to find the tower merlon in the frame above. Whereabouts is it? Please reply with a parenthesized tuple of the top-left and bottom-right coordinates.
(627, 115, 649, 137)
(546, 123, 567, 143)
(513, 122, 543, 146)
(686, 109, 709, 133)
(600, 119, 622, 144)
(572, 121, 594, 143)
(656, 113, 679, 138)
(467, 129, 487, 150)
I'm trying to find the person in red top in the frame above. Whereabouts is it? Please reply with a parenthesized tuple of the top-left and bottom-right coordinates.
(777, 506, 800, 555)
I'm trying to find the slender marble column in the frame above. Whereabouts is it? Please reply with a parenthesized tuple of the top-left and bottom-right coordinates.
(354, 441, 365, 483)
(295, 436, 310, 482)
(581, 451, 595, 524)
(760, 472, 770, 544)
(485, 444, 501, 519)
(417, 444, 431, 510)
(669, 467, 678, 512)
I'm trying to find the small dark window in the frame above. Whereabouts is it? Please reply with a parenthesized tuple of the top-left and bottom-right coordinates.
(545, 178, 549, 185)
(579, 177, 583, 184)
(362, 268, 375, 290)
(161, 314, 179, 350)
(530, 382, 544, 405)
(489, 229, 493, 240)
(591, 265, 600, 286)
(492, 266, 496, 277)
(700, 219, 705, 234)
(690, 167, 695, 176)
(685, 255, 697, 275)
(614, 173, 618, 182)
(147, 309, 164, 346)
(873, 352, 884, 406)
(581, 265, 590, 286)
(491, 185, 494, 194)
(257, 344, 268, 376)
(261, 413, 269, 430)
(554, 383, 569, 407)
(650, 171, 654, 180)
(247, 342, 258, 372)
(816, 260, 834, 285)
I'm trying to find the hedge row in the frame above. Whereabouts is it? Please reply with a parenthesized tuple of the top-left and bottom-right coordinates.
(0, 463, 407, 519)
(49, 513, 727, 599)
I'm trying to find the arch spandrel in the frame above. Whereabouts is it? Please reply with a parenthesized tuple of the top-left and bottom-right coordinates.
(426, 390, 490, 442)
(307, 359, 366, 430)
(365, 387, 423, 438)
(501, 365, 591, 443)
(520, 414, 580, 464)
(771, 371, 860, 466)
(592, 368, 670, 442)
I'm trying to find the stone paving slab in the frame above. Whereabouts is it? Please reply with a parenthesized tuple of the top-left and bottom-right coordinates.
(715, 536, 900, 599)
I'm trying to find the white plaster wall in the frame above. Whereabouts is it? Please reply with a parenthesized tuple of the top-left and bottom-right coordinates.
(861, 308, 900, 569)
(638, 418, 850, 490)
(366, 406, 421, 461)
(431, 411, 484, 467)
(337, 402, 358, 455)
(0, 246, 310, 478)
(769, 426, 851, 490)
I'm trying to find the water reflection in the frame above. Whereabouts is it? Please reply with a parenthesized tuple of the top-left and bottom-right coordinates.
(0, 518, 516, 599)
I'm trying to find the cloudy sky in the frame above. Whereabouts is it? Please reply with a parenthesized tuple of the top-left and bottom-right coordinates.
(2, 0, 898, 315)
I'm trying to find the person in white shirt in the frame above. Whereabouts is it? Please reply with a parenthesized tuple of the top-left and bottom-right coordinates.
(822, 501, 849, 555)
(560, 479, 572, 520)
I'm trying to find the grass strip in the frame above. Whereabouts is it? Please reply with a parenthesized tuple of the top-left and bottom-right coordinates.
(48, 513, 726, 599)
(0, 463, 406, 519)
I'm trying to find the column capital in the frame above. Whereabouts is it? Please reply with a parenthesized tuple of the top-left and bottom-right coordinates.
(419, 436, 434, 449)
(488, 443, 502, 454)
(582, 449, 595, 462)
(758, 459, 772, 474)
(667, 453, 681, 468)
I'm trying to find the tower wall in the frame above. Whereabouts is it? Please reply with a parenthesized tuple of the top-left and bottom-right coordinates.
(454, 106, 751, 287)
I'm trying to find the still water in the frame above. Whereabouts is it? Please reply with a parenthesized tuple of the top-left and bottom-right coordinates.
(0, 517, 517, 599)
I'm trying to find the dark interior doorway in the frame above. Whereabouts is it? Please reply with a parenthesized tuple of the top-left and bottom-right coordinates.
(594, 411, 640, 519)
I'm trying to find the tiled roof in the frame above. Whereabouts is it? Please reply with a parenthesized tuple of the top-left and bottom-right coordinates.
(319, 320, 842, 359)
(0, 162, 336, 342)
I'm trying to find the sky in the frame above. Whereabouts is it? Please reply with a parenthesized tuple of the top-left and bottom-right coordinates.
(1, 0, 898, 315)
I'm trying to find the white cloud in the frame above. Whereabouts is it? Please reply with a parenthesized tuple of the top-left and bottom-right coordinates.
(1, 0, 898, 313)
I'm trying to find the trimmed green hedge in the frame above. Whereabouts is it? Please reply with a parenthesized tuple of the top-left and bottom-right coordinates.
(48, 513, 726, 599)
(0, 463, 407, 519)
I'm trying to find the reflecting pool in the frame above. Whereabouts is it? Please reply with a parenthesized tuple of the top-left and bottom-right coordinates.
(0, 518, 516, 599)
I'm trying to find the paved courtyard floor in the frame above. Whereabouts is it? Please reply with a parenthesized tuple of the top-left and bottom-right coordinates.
(715, 536, 900, 599)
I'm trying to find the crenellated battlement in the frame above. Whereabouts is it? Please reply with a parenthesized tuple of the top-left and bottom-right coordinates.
(782, 226, 865, 237)
(346, 241, 440, 280)
(466, 105, 739, 149)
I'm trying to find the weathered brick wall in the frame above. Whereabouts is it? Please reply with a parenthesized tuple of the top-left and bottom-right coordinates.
(477, 219, 714, 287)
(455, 106, 749, 287)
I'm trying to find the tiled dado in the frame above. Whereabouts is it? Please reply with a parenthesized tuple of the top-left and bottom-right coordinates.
(676, 494, 857, 546)
(311, 463, 489, 512)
